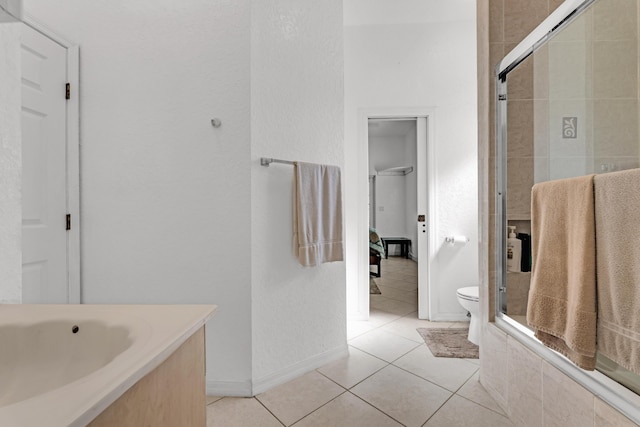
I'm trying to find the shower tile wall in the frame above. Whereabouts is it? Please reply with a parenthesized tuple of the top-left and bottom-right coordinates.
(503, 0, 640, 314)
(479, 0, 640, 424)
(593, 1, 640, 177)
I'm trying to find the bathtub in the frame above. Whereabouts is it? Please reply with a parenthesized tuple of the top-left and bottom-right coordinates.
(0, 304, 216, 426)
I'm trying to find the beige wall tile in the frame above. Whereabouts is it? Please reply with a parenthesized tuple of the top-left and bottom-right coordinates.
(489, 0, 504, 43)
(504, 0, 549, 44)
(505, 272, 530, 316)
(542, 362, 594, 427)
(595, 398, 639, 427)
(507, 338, 543, 426)
(507, 100, 534, 158)
(533, 100, 549, 157)
(507, 157, 533, 219)
(593, 0, 637, 41)
(593, 40, 638, 99)
(594, 99, 639, 157)
(480, 325, 508, 405)
(549, 156, 589, 179)
(549, 40, 589, 100)
(533, 45, 549, 100)
(507, 53, 534, 101)
(554, 8, 592, 43)
(458, 372, 507, 416)
(549, 0, 565, 14)
(534, 157, 549, 184)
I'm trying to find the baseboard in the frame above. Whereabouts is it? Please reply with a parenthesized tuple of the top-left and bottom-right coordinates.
(206, 379, 252, 397)
(251, 344, 349, 395)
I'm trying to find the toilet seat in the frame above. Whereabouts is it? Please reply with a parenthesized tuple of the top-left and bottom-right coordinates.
(456, 286, 479, 302)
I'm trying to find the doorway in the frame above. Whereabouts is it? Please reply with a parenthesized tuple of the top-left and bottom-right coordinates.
(357, 108, 436, 320)
(20, 21, 80, 303)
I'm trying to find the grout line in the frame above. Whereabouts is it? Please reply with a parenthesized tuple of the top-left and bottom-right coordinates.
(390, 362, 456, 396)
(316, 356, 390, 391)
(454, 370, 511, 418)
(421, 392, 457, 426)
(286, 390, 349, 426)
(254, 396, 287, 426)
(454, 393, 511, 419)
(348, 391, 408, 426)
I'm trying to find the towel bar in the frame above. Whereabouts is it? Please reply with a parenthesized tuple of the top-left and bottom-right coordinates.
(260, 157, 295, 167)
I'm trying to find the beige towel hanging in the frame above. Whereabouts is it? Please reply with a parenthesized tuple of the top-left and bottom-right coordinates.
(293, 161, 344, 267)
(527, 174, 597, 370)
(594, 168, 640, 375)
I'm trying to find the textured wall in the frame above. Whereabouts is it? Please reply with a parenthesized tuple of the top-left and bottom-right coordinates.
(369, 135, 410, 240)
(23, 0, 346, 396)
(250, 0, 346, 386)
(24, 0, 253, 391)
(0, 22, 21, 303)
(0, 0, 21, 20)
(345, 0, 479, 321)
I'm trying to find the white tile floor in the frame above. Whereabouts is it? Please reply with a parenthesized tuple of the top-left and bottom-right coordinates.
(206, 257, 514, 426)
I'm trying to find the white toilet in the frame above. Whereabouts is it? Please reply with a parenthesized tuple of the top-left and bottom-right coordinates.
(456, 286, 480, 345)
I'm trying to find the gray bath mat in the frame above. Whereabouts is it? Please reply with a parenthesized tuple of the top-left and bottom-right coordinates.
(417, 328, 479, 359)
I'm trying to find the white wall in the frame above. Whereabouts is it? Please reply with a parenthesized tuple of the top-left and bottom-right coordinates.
(0, 0, 21, 20)
(250, 0, 346, 390)
(24, 0, 253, 394)
(369, 135, 408, 239)
(0, 21, 21, 303)
(368, 131, 418, 256)
(21, 0, 345, 396)
(345, 0, 478, 320)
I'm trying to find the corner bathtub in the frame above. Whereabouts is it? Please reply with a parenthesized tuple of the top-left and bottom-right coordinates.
(0, 304, 216, 426)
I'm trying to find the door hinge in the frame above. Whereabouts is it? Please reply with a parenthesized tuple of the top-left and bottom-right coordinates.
(65, 83, 71, 100)
(66, 214, 71, 231)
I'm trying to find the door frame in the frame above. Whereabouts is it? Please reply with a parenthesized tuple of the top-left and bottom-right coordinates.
(23, 15, 80, 303)
(357, 107, 437, 320)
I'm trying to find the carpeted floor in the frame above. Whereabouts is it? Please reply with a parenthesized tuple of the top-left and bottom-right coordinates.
(417, 327, 479, 359)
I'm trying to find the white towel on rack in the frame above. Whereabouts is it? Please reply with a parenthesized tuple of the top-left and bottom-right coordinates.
(293, 161, 344, 267)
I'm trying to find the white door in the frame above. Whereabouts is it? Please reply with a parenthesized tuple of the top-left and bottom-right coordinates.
(416, 116, 431, 319)
(21, 24, 69, 303)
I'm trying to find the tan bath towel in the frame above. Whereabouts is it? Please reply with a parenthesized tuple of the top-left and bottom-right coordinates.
(293, 161, 344, 267)
(594, 168, 640, 375)
(527, 175, 597, 370)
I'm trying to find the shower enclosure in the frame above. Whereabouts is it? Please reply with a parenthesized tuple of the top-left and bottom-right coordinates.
(495, 0, 640, 417)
